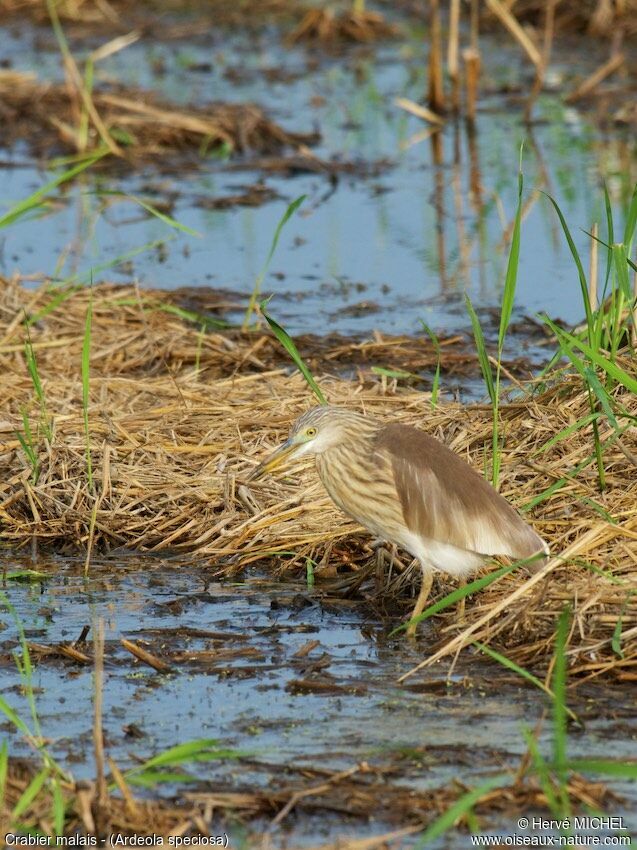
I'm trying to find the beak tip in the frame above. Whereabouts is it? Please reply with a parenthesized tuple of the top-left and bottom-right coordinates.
(248, 439, 296, 483)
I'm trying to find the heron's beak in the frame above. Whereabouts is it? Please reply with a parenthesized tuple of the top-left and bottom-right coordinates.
(249, 438, 299, 481)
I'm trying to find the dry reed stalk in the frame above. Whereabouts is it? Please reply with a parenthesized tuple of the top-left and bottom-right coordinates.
(0, 278, 635, 678)
(485, 0, 542, 68)
(121, 637, 172, 672)
(427, 0, 446, 114)
(430, 131, 449, 286)
(447, 0, 461, 114)
(524, 0, 557, 123)
(462, 47, 481, 124)
(394, 96, 444, 124)
(589, 0, 615, 35)
(462, 0, 481, 125)
(108, 758, 140, 819)
(287, 7, 397, 44)
(46, 0, 122, 157)
(565, 51, 626, 103)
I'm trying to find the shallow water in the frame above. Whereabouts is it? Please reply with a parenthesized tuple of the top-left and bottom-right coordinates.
(1, 18, 635, 341)
(1, 554, 636, 845)
(1, 9, 637, 844)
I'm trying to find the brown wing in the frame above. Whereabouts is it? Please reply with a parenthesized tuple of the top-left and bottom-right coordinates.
(374, 423, 547, 562)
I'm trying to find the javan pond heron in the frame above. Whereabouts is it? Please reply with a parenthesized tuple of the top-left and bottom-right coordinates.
(250, 406, 549, 636)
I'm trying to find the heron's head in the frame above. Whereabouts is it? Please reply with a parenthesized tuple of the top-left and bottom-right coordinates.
(249, 406, 371, 481)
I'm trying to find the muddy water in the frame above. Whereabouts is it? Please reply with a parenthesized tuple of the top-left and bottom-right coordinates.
(1, 555, 636, 844)
(1, 20, 636, 341)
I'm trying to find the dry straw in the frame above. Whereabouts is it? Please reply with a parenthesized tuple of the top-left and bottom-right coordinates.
(0, 277, 635, 681)
(0, 71, 319, 159)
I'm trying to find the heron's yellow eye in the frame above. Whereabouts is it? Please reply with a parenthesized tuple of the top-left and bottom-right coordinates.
(305, 427, 317, 438)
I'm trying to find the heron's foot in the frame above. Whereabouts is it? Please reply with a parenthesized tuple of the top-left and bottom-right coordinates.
(406, 570, 434, 639)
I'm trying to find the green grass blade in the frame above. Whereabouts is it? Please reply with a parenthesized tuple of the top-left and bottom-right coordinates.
(28, 239, 175, 325)
(0, 740, 8, 805)
(25, 342, 44, 402)
(260, 301, 327, 405)
(567, 759, 637, 779)
(96, 191, 201, 237)
(0, 152, 107, 229)
(582, 228, 637, 274)
(243, 195, 306, 329)
(306, 557, 315, 590)
(60, 237, 176, 288)
(611, 591, 633, 659)
(24, 332, 52, 443)
(464, 294, 495, 405)
(612, 242, 631, 300)
(151, 302, 230, 329)
(390, 565, 515, 636)
(51, 776, 65, 836)
(498, 157, 523, 354)
(4, 570, 46, 583)
(262, 196, 306, 281)
(474, 641, 580, 724)
(532, 412, 600, 455)
(601, 182, 615, 300)
(543, 191, 593, 338)
(474, 640, 546, 690)
(541, 316, 608, 488)
(413, 774, 507, 847)
(523, 425, 628, 511)
(575, 495, 616, 524)
(583, 367, 619, 430)
(544, 317, 637, 393)
(17, 409, 39, 483)
(622, 181, 637, 248)
(522, 727, 560, 816)
(132, 739, 247, 771)
(419, 319, 442, 407)
(371, 366, 422, 380)
(12, 767, 49, 819)
(0, 695, 33, 738)
(1, 592, 46, 749)
(552, 605, 571, 815)
(82, 297, 93, 491)
(126, 770, 199, 788)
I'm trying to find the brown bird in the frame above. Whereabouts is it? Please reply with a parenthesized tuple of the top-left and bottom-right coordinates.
(250, 406, 549, 635)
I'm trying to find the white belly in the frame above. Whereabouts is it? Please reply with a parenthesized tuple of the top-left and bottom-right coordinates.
(396, 529, 487, 578)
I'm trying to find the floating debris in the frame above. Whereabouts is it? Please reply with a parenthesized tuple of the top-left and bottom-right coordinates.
(288, 7, 398, 44)
(0, 72, 320, 160)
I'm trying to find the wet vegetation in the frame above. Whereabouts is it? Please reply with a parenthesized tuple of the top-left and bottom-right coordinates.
(0, 0, 636, 846)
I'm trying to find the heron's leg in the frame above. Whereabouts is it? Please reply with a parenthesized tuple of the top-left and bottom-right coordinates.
(406, 566, 434, 638)
(457, 578, 466, 622)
